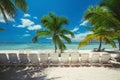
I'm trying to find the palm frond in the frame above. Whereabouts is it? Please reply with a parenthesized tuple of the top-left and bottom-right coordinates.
(60, 34, 71, 44)
(78, 34, 98, 48)
(15, 0, 28, 12)
(0, 5, 8, 22)
(104, 37, 116, 48)
(59, 29, 74, 38)
(0, 0, 16, 22)
(56, 36, 66, 52)
(0, 0, 28, 23)
(84, 6, 120, 29)
(32, 30, 51, 42)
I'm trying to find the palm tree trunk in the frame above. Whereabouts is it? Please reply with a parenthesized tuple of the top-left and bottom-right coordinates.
(55, 40, 57, 53)
(54, 35, 57, 53)
(118, 38, 120, 50)
(98, 37, 102, 51)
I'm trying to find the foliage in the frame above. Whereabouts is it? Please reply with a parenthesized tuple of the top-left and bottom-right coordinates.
(33, 12, 74, 53)
(78, 6, 117, 51)
(0, 0, 28, 23)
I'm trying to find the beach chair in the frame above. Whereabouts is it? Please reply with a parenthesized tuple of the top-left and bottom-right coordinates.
(29, 54, 40, 67)
(39, 54, 49, 68)
(61, 53, 70, 67)
(0, 54, 10, 67)
(8, 53, 20, 67)
(27, 53, 44, 77)
(101, 54, 112, 67)
(19, 54, 30, 66)
(49, 53, 59, 67)
(70, 53, 80, 67)
(91, 53, 100, 66)
(81, 53, 90, 66)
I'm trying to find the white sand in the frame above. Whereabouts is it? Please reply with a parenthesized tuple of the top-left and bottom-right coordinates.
(43, 67, 120, 80)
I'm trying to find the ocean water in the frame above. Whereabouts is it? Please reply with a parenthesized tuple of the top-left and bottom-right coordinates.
(0, 42, 118, 50)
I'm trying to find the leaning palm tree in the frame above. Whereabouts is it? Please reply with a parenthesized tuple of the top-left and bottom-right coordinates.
(100, 0, 120, 50)
(32, 12, 74, 53)
(0, 0, 28, 23)
(78, 6, 120, 51)
(78, 30, 116, 51)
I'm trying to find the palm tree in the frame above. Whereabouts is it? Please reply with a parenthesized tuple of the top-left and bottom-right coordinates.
(78, 29, 116, 51)
(32, 12, 74, 53)
(83, 6, 120, 29)
(0, 0, 28, 23)
(100, 0, 120, 50)
(78, 6, 118, 51)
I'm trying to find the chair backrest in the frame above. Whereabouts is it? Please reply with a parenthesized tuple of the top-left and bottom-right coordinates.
(8, 53, 19, 64)
(70, 53, 80, 64)
(81, 53, 89, 63)
(61, 53, 70, 64)
(39, 53, 48, 64)
(0, 54, 9, 64)
(101, 54, 111, 63)
(50, 53, 59, 64)
(29, 54, 39, 65)
(91, 53, 100, 63)
(19, 54, 29, 64)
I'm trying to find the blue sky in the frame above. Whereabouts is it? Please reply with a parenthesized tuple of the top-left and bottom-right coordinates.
(0, 0, 101, 42)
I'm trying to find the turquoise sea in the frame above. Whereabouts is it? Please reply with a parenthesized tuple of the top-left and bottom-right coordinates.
(0, 42, 117, 50)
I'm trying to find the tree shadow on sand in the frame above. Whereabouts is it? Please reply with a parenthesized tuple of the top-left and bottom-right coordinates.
(0, 66, 47, 80)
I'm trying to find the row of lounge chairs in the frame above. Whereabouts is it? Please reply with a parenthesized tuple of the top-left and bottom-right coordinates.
(0, 52, 113, 68)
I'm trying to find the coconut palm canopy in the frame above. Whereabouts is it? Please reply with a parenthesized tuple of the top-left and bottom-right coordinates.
(78, 0, 120, 51)
(33, 12, 74, 52)
(0, 0, 28, 23)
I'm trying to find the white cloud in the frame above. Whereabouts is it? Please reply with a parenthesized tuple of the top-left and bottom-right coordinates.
(33, 16, 38, 19)
(13, 24, 16, 27)
(0, 13, 14, 23)
(23, 34, 31, 37)
(26, 31, 29, 33)
(72, 27, 79, 32)
(17, 18, 34, 28)
(16, 18, 42, 30)
(28, 25, 42, 30)
(24, 14, 31, 17)
(66, 31, 92, 42)
(80, 20, 88, 26)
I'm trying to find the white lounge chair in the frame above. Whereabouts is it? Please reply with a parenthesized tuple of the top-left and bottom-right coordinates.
(61, 53, 70, 67)
(8, 53, 20, 67)
(19, 54, 30, 66)
(81, 53, 90, 66)
(70, 53, 80, 67)
(0, 54, 10, 67)
(101, 54, 112, 67)
(91, 53, 100, 66)
(29, 54, 40, 67)
(49, 53, 59, 67)
(39, 54, 49, 68)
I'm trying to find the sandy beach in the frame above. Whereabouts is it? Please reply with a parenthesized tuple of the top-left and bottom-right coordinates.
(0, 49, 120, 80)
(40, 67, 120, 80)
